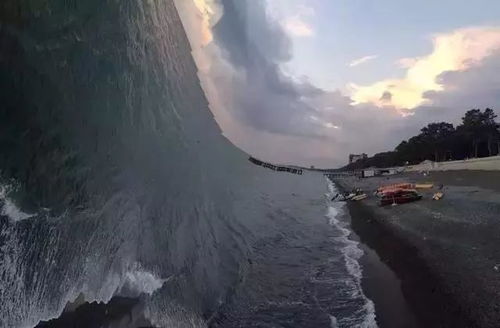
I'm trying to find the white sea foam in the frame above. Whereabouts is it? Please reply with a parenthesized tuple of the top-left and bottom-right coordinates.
(94, 262, 168, 300)
(0, 184, 34, 221)
(329, 315, 339, 328)
(359, 299, 378, 328)
(325, 178, 378, 328)
(12, 262, 168, 328)
(121, 264, 169, 296)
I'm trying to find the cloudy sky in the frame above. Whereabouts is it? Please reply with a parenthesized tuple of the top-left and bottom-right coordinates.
(174, 0, 500, 168)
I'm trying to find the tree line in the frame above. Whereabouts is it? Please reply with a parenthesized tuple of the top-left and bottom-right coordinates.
(342, 108, 500, 170)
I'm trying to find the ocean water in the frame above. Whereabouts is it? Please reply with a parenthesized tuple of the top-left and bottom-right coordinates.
(0, 1, 375, 327)
(210, 177, 377, 328)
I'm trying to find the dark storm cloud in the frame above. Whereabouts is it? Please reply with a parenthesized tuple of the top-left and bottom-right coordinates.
(193, 1, 500, 166)
(424, 52, 500, 114)
(207, 0, 422, 160)
(213, 0, 292, 67)
(211, 0, 323, 138)
(380, 91, 392, 102)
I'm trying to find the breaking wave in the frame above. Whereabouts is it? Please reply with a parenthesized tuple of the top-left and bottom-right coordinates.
(0, 0, 381, 327)
(116, 263, 169, 297)
(326, 179, 378, 328)
(0, 183, 34, 222)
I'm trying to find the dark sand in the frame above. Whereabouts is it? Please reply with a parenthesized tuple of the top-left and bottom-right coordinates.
(358, 243, 420, 328)
(335, 170, 500, 328)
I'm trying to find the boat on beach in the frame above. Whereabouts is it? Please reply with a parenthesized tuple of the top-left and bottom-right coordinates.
(415, 183, 434, 189)
(377, 183, 415, 193)
(379, 189, 422, 206)
(351, 194, 367, 201)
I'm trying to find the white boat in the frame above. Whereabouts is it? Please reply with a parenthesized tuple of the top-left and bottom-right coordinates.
(351, 194, 367, 201)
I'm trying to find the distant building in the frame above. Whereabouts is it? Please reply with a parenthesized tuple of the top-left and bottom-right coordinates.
(349, 153, 368, 164)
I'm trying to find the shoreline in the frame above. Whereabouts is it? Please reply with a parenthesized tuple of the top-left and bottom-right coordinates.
(345, 200, 469, 328)
(356, 239, 419, 328)
(32, 170, 499, 328)
(334, 170, 500, 328)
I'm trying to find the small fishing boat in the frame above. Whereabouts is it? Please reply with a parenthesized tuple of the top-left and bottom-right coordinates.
(341, 193, 356, 201)
(332, 188, 364, 202)
(379, 189, 422, 206)
(332, 192, 355, 201)
(351, 194, 367, 201)
(415, 183, 434, 189)
(433, 192, 444, 200)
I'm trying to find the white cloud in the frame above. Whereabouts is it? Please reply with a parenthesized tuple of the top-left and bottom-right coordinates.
(324, 122, 340, 129)
(349, 55, 378, 67)
(397, 57, 418, 68)
(283, 16, 314, 37)
(310, 115, 340, 129)
(351, 26, 500, 110)
(296, 4, 315, 17)
(277, 3, 316, 38)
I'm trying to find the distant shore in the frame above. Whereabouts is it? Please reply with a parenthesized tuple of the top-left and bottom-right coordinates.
(334, 170, 500, 328)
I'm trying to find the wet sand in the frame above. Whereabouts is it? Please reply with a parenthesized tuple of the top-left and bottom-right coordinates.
(334, 170, 500, 328)
(358, 243, 420, 328)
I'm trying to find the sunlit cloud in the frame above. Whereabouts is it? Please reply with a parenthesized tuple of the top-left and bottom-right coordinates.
(350, 27, 500, 110)
(175, 1, 500, 167)
(324, 122, 340, 129)
(279, 4, 315, 38)
(283, 16, 314, 37)
(178, 0, 222, 47)
(397, 57, 418, 69)
(349, 55, 378, 67)
(310, 115, 340, 130)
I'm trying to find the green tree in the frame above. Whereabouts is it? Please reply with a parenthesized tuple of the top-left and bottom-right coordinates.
(396, 135, 428, 164)
(458, 109, 484, 158)
(419, 122, 455, 161)
(482, 108, 499, 156)
(339, 108, 499, 170)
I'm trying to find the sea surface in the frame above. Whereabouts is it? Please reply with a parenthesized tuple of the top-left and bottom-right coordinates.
(0, 1, 376, 327)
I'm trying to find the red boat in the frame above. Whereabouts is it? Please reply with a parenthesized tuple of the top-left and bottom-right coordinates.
(379, 189, 422, 206)
(377, 183, 415, 193)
